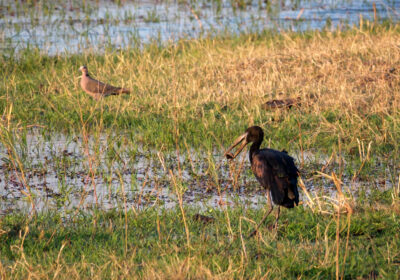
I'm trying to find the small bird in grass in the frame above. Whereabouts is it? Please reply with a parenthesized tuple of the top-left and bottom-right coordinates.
(79, 65, 130, 100)
(224, 126, 299, 237)
(262, 97, 301, 110)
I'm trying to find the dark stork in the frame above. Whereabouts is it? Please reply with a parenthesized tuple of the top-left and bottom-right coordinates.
(224, 126, 299, 236)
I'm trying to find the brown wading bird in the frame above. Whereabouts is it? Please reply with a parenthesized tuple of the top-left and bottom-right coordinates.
(224, 126, 299, 237)
(79, 66, 130, 100)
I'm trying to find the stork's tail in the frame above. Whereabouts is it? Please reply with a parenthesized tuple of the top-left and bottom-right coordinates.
(282, 177, 299, 208)
(270, 176, 299, 209)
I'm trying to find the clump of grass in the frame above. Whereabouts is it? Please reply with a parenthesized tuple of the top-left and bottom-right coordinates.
(144, 9, 160, 23)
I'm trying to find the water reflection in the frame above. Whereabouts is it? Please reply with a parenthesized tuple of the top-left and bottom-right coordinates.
(0, 0, 399, 55)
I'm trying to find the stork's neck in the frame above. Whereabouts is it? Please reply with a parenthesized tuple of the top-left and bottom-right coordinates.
(249, 140, 262, 163)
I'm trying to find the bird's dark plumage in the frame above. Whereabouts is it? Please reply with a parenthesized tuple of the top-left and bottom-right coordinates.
(251, 149, 299, 208)
(224, 126, 299, 235)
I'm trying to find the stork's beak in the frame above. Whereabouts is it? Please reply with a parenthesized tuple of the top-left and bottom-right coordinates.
(224, 132, 248, 160)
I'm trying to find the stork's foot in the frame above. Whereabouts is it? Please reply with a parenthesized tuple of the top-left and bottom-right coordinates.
(249, 223, 277, 238)
(248, 229, 258, 238)
(267, 224, 275, 231)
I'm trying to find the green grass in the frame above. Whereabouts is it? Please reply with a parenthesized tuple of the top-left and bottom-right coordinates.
(1, 203, 399, 279)
(1, 25, 400, 157)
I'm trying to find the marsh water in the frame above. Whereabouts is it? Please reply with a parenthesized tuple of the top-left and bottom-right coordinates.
(1, 0, 400, 54)
(0, 130, 393, 215)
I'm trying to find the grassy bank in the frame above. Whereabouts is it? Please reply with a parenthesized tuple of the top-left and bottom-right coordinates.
(1, 197, 400, 279)
(1, 24, 400, 156)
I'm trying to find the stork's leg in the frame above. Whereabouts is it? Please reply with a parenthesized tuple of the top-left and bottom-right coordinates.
(273, 206, 280, 230)
(249, 191, 273, 237)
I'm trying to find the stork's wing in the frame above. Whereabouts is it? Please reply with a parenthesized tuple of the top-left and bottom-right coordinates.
(252, 149, 299, 207)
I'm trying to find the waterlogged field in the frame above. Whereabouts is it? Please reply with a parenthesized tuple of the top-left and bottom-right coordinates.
(1, 18, 400, 279)
(1, 0, 400, 54)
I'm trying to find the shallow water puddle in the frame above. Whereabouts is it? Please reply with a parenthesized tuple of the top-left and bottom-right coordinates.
(0, 130, 262, 213)
(0, 130, 393, 215)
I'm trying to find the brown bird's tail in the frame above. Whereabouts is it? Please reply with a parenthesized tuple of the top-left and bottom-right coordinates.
(119, 88, 130, 94)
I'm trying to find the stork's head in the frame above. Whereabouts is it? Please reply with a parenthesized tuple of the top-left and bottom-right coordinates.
(224, 126, 264, 160)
